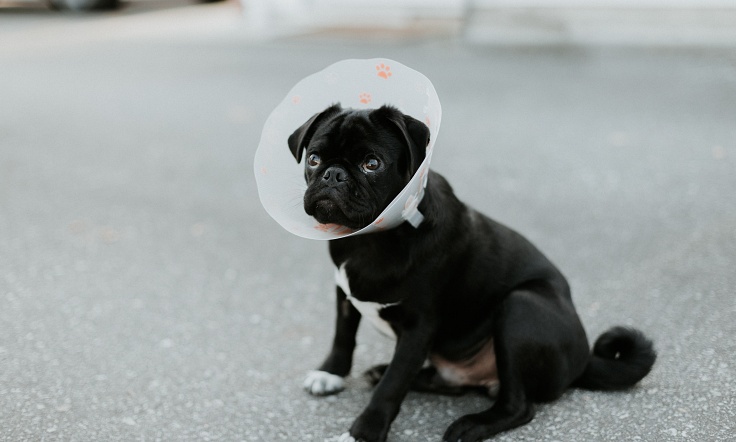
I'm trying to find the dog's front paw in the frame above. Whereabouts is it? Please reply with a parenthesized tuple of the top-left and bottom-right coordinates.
(348, 408, 390, 442)
(336, 432, 356, 442)
(303, 370, 345, 396)
(443, 414, 491, 442)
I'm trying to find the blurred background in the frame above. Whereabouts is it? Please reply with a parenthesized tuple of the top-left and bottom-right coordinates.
(1, 1, 735, 441)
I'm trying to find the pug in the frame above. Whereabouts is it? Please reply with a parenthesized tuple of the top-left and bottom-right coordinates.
(289, 103, 656, 442)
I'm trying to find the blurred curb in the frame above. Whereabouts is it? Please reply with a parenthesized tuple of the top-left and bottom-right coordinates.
(463, 7, 736, 46)
(239, 0, 736, 46)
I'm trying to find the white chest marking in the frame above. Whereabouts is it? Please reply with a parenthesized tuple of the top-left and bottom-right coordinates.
(335, 264, 398, 339)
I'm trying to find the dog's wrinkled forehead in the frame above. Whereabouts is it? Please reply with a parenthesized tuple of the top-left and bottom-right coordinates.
(311, 109, 403, 160)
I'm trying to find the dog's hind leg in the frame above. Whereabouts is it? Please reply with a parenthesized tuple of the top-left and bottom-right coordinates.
(443, 287, 589, 441)
(442, 352, 535, 441)
(365, 364, 469, 396)
(443, 395, 535, 442)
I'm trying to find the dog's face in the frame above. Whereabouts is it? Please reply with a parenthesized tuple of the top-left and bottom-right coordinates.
(288, 104, 430, 229)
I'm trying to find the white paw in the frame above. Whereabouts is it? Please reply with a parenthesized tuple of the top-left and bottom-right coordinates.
(337, 432, 356, 442)
(303, 370, 345, 396)
(323, 433, 355, 442)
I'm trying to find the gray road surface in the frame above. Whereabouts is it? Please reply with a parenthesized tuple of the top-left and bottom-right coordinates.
(1, 2, 735, 441)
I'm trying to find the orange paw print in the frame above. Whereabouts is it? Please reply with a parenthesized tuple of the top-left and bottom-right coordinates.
(359, 92, 372, 104)
(314, 223, 353, 234)
(376, 63, 392, 79)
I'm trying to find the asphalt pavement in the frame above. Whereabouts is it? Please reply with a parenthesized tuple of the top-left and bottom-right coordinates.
(1, 1, 735, 441)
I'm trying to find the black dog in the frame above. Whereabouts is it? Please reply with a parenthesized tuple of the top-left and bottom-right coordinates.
(290, 104, 656, 442)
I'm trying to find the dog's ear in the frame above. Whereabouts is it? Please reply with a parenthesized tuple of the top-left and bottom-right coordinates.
(288, 103, 342, 163)
(373, 105, 430, 176)
(402, 114, 430, 174)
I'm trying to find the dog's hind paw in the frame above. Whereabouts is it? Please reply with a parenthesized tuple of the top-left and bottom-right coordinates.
(364, 364, 388, 386)
(304, 370, 345, 396)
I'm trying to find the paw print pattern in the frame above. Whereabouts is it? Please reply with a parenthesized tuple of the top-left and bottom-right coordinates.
(359, 92, 372, 104)
(314, 223, 353, 235)
(376, 63, 392, 79)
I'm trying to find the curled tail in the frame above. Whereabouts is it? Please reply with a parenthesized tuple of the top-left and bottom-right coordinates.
(573, 326, 656, 391)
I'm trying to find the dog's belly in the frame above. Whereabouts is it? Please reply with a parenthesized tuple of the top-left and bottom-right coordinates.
(335, 264, 398, 339)
(429, 338, 499, 393)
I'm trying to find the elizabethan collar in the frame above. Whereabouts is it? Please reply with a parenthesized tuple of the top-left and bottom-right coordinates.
(254, 58, 442, 240)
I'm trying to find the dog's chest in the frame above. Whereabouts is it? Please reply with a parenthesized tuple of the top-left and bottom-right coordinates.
(335, 264, 397, 339)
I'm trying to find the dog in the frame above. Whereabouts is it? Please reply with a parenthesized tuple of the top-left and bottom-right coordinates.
(289, 103, 656, 442)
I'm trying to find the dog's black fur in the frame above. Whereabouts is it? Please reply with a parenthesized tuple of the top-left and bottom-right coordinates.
(289, 104, 656, 442)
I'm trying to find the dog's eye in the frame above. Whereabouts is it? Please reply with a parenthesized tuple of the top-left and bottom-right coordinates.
(363, 158, 381, 172)
(307, 153, 321, 167)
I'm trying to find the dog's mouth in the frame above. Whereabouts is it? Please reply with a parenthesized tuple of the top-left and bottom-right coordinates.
(304, 188, 374, 230)
(312, 199, 342, 224)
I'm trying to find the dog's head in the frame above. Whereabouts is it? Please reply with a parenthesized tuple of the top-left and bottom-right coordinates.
(288, 104, 430, 230)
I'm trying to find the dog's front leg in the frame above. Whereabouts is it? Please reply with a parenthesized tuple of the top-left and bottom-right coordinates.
(347, 312, 434, 442)
(304, 286, 361, 396)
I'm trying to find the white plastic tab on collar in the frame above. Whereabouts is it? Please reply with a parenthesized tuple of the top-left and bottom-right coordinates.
(404, 209, 425, 229)
(401, 192, 425, 228)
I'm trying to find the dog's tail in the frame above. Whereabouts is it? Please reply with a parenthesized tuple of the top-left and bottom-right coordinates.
(572, 326, 656, 391)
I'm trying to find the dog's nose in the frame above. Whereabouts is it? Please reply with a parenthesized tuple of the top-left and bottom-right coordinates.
(322, 166, 348, 185)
